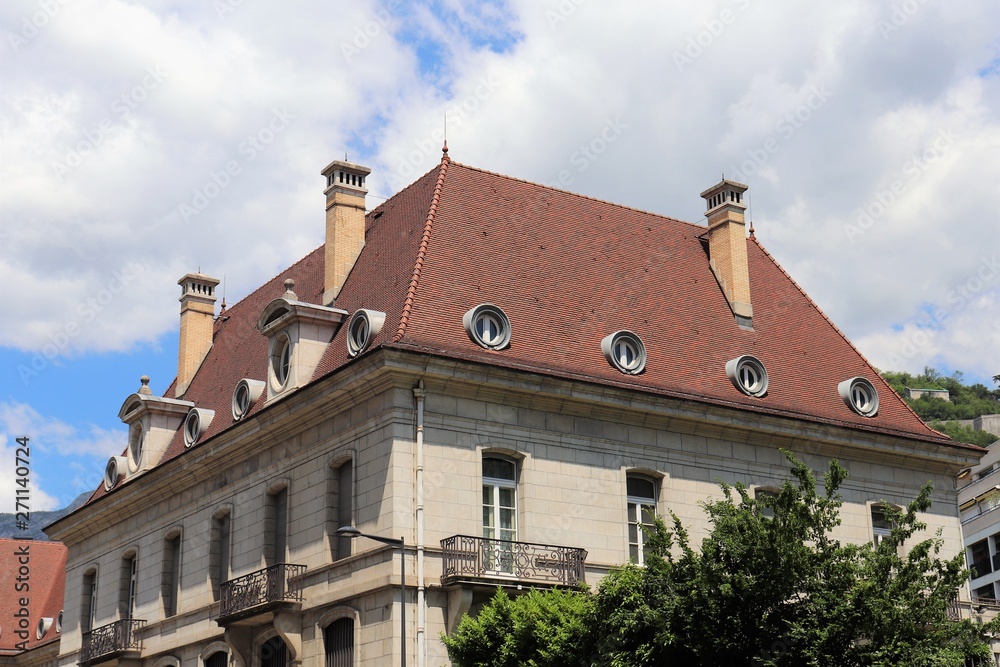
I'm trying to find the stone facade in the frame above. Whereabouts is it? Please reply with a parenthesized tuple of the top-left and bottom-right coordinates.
(47, 352, 977, 667)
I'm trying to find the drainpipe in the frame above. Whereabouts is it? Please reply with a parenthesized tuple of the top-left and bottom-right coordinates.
(413, 380, 426, 667)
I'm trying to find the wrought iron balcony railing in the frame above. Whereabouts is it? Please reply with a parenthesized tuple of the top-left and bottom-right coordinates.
(217, 563, 306, 624)
(80, 618, 145, 665)
(441, 535, 587, 586)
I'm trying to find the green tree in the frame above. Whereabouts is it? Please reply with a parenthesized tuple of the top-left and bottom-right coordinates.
(444, 454, 998, 667)
(442, 587, 589, 667)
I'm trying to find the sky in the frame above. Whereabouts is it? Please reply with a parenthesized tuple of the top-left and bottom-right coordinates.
(1, 0, 998, 512)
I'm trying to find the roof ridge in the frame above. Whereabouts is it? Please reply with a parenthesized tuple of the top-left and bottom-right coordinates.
(393, 154, 451, 342)
(750, 236, 943, 439)
(449, 160, 705, 232)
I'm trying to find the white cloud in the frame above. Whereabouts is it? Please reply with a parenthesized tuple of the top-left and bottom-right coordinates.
(0, 400, 125, 510)
(0, 0, 997, 388)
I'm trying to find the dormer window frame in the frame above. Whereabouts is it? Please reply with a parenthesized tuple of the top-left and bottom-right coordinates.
(116, 390, 192, 482)
(257, 289, 347, 403)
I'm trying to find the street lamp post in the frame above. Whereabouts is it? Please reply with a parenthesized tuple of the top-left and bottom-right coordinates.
(336, 526, 406, 667)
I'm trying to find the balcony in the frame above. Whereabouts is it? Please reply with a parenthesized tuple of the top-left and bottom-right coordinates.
(441, 535, 587, 587)
(80, 618, 145, 666)
(216, 563, 306, 625)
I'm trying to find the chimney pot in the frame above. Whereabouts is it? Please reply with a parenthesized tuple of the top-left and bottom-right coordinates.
(321, 159, 372, 306)
(700, 179, 753, 327)
(175, 272, 220, 397)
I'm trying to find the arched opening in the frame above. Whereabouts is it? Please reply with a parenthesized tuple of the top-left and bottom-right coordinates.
(324, 617, 354, 667)
(260, 636, 287, 667)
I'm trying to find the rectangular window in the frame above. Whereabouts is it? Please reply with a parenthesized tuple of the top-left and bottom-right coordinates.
(266, 487, 288, 566)
(969, 539, 992, 580)
(210, 513, 231, 600)
(162, 535, 181, 617)
(324, 617, 354, 667)
(871, 505, 892, 546)
(755, 488, 780, 519)
(81, 571, 97, 633)
(119, 555, 137, 619)
(627, 476, 657, 565)
(333, 462, 353, 560)
(482, 457, 517, 574)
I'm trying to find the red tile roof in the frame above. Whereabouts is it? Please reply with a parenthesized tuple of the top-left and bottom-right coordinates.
(0, 539, 66, 653)
(82, 152, 976, 504)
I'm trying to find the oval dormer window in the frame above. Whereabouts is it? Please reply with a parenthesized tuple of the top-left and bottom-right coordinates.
(839, 377, 879, 417)
(184, 408, 216, 448)
(726, 355, 769, 397)
(463, 304, 511, 350)
(601, 331, 647, 375)
(105, 455, 127, 491)
(346, 309, 387, 357)
(232, 379, 266, 421)
(127, 423, 144, 472)
(271, 333, 292, 387)
(37, 617, 53, 640)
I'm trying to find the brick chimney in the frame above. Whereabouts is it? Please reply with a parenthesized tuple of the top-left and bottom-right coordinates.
(700, 179, 753, 327)
(176, 272, 220, 397)
(320, 159, 371, 306)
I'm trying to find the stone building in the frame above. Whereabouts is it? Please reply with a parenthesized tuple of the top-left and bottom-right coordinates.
(957, 420, 1000, 618)
(45, 148, 983, 667)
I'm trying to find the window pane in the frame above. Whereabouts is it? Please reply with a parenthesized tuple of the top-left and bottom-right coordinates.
(871, 507, 892, 530)
(627, 476, 656, 500)
(500, 508, 514, 530)
(499, 487, 515, 508)
(640, 504, 656, 526)
(483, 457, 516, 481)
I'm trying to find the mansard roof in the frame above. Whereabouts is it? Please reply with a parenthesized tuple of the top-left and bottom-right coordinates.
(85, 151, 974, 503)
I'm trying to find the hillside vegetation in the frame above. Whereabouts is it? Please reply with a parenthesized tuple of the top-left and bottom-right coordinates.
(881, 368, 1000, 446)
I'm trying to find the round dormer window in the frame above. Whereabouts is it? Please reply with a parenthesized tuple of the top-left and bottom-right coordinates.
(839, 377, 879, 417)
(232, 379, 265, 421)
(601, 331, 647, 375)
(270, 333, 291, 387)
(127, 422, 144, 471)
(726, 355, 769, 397)
(104, 456, 126, 491)
(184, 408, 215, 448)
(463, 304, 511, 350)
(346, 309, 386, 357)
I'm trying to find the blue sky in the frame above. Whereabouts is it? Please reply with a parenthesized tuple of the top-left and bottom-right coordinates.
(1, 0, 998, 511)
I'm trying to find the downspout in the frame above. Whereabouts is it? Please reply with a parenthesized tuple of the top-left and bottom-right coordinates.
(413, 380, 426, 667)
